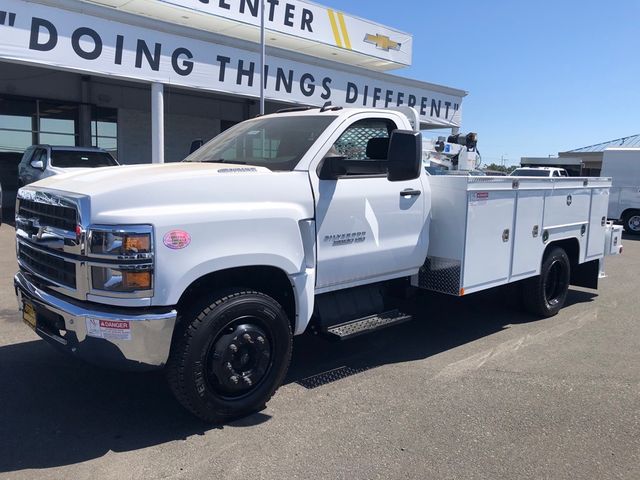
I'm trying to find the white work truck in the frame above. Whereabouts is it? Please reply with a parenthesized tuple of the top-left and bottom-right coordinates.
(601, 147, 640, 234)
(14, 107, 622, 422)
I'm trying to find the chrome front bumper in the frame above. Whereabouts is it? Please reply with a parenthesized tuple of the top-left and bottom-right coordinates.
(15, 272, 177, 370)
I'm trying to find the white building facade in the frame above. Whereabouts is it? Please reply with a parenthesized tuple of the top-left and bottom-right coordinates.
(0, 0, 467, 201)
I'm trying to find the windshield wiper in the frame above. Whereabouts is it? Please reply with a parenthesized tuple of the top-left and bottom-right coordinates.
(200, 159, 247, 164)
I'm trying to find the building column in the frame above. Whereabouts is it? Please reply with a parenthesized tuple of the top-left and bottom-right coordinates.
(79, 76, 92, 147)
(151, 82, 165, 164)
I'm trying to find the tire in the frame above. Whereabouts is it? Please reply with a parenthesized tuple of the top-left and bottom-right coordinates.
(167, 289, 293, 423)
(622, 211, 640, 235)
(522, 247, 571, 318)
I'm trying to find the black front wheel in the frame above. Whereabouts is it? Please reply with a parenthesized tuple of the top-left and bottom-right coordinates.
(167, 289, 292, 423)
(522, 247, 571, 318)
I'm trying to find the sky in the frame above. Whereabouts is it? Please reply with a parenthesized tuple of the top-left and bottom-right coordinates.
(319, 0, 640, 167)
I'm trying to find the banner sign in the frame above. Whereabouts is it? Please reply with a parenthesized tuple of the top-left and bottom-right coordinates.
(86, 0, 413, 68)
(0, 0, 464, 127)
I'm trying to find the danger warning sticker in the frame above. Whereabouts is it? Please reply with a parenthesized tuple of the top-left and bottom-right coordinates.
(86, 318, 131, 341)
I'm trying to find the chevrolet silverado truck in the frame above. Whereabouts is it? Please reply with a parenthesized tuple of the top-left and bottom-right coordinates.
(14, 106, 622, 422)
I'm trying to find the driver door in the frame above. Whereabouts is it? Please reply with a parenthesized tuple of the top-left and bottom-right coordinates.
(312, 114, 427, 291)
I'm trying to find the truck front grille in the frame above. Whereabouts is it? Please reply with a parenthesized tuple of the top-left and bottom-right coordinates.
(18, 199, 77, 232)
(18, 242, 77, 289)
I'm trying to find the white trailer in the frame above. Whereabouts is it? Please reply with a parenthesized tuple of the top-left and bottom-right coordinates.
(14, 106, 622, 422)
(601, 147, 640, 234)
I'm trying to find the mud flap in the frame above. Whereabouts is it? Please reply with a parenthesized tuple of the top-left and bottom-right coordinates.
(570, 259, 599, 289)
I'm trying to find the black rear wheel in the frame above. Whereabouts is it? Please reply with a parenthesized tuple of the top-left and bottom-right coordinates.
(522, 247, 571, 317)
(167, 289, 292, 423)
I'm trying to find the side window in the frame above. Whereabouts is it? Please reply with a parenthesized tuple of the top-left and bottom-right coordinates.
(329, 118, 396, 176)
(552, 170, 559, 177)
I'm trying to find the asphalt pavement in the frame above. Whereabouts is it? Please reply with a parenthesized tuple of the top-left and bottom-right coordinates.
(0, 223, 638, 480)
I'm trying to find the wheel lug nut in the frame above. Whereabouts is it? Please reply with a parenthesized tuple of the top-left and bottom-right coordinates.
(243, 333, 253, 343)
(229, 344, 238, 353)
(243, 376, 252, 385)
(229, 375, 239, 384)
(225, 362, 233, 371)
(257, 336, 265, 344)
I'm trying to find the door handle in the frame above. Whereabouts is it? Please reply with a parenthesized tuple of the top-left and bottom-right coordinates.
(400, 189, 421, 198)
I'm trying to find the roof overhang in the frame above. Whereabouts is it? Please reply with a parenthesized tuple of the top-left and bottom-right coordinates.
(80, 0, 413, 71)
(521, 157, 584, 166)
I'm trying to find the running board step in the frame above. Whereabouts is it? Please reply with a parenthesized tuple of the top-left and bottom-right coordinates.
(323, 310, 412, 340)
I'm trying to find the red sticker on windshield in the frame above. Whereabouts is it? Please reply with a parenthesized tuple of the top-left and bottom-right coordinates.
(163, 230, 191, 250)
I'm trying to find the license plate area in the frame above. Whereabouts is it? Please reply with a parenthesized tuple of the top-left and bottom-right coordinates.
(22, 301, 37, 330)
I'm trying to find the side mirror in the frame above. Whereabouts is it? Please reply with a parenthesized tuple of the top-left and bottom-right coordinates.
(318, 155, 348, 180)
(387, 130, 422, 182)
(189, 138, 204, 154)
(30, 160, 44, 170)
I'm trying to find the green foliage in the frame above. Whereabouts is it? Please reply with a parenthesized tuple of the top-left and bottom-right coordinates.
(483, 163, 518, 174)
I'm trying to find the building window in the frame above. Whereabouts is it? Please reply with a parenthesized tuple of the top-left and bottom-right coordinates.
(38, 101, 80, 146)
(0, 95, 119, 205)
(0, 94, 118, 158)
(0, 96, 37, 156)
(0, 95, 80, 151)
(92, 107, 118, 159)
(0, 96, 38, 202)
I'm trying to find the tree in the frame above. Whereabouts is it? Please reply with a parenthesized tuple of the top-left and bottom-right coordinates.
(483, 163, 517, 174)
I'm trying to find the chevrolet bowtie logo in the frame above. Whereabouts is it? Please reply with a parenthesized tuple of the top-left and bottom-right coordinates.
(364, 33, 401, 51)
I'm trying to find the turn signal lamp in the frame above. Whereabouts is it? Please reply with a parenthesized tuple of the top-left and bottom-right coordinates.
(123, 271, 152, 290)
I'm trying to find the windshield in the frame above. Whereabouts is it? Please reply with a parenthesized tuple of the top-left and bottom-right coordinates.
(184, 115, 337, 171)
(511, 169, 550, 177)
(51, 150, 118, 168)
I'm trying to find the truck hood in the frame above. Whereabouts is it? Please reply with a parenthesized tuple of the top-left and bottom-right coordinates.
(27, 162, 313, 226)
(35, 162, 272, 196)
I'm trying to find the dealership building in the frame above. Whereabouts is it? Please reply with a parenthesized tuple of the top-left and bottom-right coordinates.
(0, 0, 466, 190)
(521, 133, 640, 177)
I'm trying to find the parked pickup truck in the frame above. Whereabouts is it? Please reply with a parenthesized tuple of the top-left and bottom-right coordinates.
(14, 107, 622, 422)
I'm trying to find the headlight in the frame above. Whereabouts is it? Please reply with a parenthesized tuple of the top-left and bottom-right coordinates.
(88, 225, 154, 296)
(91, 266, 152, 292)
(89, 226, 152, 258)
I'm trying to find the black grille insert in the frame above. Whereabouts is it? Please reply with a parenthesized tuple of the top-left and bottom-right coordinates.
(18, 243, 76, 288)
(18, 199, 77, 232)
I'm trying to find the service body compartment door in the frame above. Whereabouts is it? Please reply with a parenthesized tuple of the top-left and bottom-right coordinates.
(586, 188, 609, 259)
(511, 191, 545, 279)
(544, 188, 592, 227)
(463, 190, 515, 290)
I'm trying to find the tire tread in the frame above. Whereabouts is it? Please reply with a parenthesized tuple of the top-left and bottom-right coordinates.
(166, 289, 292, 423)
(522, 247, 570, 318)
